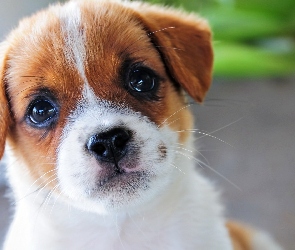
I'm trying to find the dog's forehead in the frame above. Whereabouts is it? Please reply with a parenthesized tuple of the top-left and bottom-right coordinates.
(60, 1, 159, 84)
(7, 1, 162, 100)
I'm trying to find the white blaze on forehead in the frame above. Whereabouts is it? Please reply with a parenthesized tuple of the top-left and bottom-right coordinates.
(71, 83, 132, 127)
(81, 83, 99, 106)
(59, 1, 88, 83)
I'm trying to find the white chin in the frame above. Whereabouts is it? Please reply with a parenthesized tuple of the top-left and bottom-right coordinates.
(60, 169, 172, 214)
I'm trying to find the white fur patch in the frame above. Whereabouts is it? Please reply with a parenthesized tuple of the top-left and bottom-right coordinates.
(59, 1, 87, 83)
(57, 84, 178, 214)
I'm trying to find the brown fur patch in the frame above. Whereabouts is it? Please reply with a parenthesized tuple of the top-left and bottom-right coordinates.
(227, 221, 253, 250)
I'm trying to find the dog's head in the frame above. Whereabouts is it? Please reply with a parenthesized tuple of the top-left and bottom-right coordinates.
(0, 0, 213, 213)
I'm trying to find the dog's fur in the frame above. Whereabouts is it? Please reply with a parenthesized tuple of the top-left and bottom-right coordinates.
(0, 0, 282, 249)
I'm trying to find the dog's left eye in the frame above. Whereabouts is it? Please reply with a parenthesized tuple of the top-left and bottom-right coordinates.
(27, 99, 57, 127)
(128, 68, 156, 92)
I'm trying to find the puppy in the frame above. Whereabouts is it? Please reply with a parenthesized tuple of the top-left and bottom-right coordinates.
(0, 0, 282, 249)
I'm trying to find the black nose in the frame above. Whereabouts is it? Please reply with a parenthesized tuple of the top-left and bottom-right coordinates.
(87, 128, 131, 163)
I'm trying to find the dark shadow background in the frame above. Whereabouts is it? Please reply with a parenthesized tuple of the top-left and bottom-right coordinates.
(0, 0, 294, 249)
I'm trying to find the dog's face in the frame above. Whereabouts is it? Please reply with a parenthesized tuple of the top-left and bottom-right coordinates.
(0, 0, 212, 213)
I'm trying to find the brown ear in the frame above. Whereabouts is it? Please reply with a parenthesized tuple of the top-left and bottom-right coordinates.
(0, 42, 10, 159)
(134, 4, 213, 102)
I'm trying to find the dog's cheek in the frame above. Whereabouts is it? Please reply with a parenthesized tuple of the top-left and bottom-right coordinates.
(157, 85, 194, 144)
(168, 106, 194, 144)
(7, 122, 63, 190)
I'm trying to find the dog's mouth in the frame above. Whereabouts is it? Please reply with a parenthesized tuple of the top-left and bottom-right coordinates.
(95, 170, 147, 189)
(96, 170, 126, 187)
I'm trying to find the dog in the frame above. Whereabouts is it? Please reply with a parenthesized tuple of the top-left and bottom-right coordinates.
(0, 0, 283, 249)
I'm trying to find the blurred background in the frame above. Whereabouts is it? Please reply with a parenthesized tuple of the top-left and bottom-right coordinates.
(149, 0, 295, 78)
(0, 0, 294, 249)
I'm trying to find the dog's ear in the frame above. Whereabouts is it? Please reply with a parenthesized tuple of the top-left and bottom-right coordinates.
(135, 5, 213, 102)
(0, 42, 10, 159)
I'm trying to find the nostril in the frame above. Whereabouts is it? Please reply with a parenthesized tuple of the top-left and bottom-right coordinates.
(86, 136, 109, 158)
(91, 143, 107, 156)
(113, 130, 130, 149)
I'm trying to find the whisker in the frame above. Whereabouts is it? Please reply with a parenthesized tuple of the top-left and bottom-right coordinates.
(184, 98, 248, 108)
(13, 170, 56, 205)
(115, 214, 125, 249)
(175, 117, 243, 147)
(174, 144, 211, 167)
(147, 26, 175, 36)
(31, 180, 58, 241)
(195, 117, 244, 141)
(155, 45, 183, 51)
(198, 160, 241, 191)
(20, 76, 44, 79)
(32, 176, 58, 206)
(175, 150, 241, 191)
(158, 104, 191, 128)
(127, 212, 147, 239)
(26, 155, 56, 160)
(42, 184, 60, 212)
(12, 187, 42, 205)
(175, 128, 233, 147)
(169, 163, 186, 174)
(174, 145, 193, 153)
(204, 98, 248, 105)
(165, 117, 181, 127)
(28, 169, 56, 190)
(50, 185, 62, 215)
(182, 129, 234, 148)
(172, 150, 203, 169)
(13, 83, 41, 97)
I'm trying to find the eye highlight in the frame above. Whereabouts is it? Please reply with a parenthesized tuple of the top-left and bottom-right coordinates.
(27, 99, 58, 128)
(128, 68, 156, 92)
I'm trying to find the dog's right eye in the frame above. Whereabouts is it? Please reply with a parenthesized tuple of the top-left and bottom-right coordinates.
(128, 68, 156, 93)
(27, 99, 58, 127)
(123, 63, 161, 101)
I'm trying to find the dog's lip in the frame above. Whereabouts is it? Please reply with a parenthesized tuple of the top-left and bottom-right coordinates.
(96, 171, 141, 188)
(98, 174, 120, 187)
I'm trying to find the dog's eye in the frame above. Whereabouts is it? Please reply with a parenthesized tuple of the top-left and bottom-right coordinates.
(128, 68, 156, 92)
(28, 100, 57, 126)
